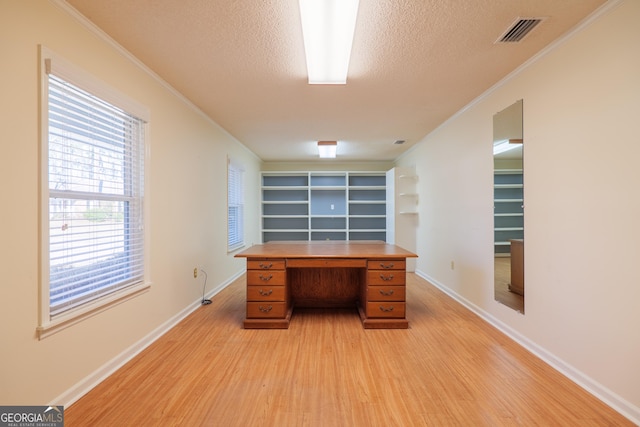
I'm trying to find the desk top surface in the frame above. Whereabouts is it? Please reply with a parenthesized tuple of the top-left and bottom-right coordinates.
(235, 241, 417, 259)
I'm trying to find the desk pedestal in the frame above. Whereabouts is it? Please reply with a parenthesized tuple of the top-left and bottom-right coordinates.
(243, 257, 409, 329)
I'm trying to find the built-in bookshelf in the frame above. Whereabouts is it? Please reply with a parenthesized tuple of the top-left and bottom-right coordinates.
(261, 172, 386, 242)
(494, 169, 523, 255)
(386, 166, 418, 271)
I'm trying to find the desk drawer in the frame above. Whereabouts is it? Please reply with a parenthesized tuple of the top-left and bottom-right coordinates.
(247, 270, 286, 286)
(246, 302, 287, 318)
(365, 302, 406, 318)
(366, 301, 405, 319)
(366, 285, 405, 302)
(367, 259, 405, 270)
(247, 285, 286, 302)
(247, 259, 285, 270)
(367, 270, 405, 286)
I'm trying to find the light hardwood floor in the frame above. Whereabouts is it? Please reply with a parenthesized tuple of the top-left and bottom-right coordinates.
(65, 273, 632, 426)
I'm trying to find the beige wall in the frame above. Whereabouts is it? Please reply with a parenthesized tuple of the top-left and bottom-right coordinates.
(398, 0, 639, 420)
(0, 1, 260, 404)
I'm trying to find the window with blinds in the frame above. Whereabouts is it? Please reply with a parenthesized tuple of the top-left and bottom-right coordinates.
(46, 72, 146, 318)
(227, 160, 244, 251)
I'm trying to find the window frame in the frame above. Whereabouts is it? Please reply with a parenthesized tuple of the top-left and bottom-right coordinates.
(38, 46, 151, 339)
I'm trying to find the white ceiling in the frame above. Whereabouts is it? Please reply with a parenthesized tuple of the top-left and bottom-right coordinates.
(64, 0, 606, 163)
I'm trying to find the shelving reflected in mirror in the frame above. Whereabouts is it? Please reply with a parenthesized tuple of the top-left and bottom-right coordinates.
(493, 99, 524, 313)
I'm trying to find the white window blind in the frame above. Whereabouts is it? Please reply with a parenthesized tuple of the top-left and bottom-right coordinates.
(228, 159, 244, 251)
(46, 72, 145, 318)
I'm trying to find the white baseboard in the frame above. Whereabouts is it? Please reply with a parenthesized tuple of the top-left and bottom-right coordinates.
(53, 269, 245, 408)
(414, 269, 640, 426)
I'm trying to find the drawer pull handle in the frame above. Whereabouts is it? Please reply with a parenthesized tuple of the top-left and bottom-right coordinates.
(379, 274, 394, 281)
(258, 262, 273, 269)
(379, 262, 394, 269)
(259, 274, 273, 281)
(379, 289, 394, 296)
(259, 305, 273, 313)
(259, 289, 273, 296)
(379, 305, 394, 312)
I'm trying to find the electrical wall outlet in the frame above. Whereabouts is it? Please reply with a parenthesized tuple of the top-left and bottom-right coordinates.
(450, 261, 455, 270)
(193, 268, 198, 279)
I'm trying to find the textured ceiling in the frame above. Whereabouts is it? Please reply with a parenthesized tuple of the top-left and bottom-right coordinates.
(64, 0, 606, 162)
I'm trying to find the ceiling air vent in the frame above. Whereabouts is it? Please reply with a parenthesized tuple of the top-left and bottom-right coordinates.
(394, 140, 406, 145)
(497, 18, 544, 43)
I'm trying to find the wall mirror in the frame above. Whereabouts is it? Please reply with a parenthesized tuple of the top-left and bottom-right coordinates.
(493, 99, 524, 313)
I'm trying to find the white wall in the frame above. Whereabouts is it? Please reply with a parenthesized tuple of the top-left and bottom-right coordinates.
(398, 0, 640, 421)
(0, 1, 260, 405)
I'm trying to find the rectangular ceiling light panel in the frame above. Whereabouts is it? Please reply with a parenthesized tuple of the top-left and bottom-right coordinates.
(318, 141, 338, 158)
(299, 0, 360, 84)
(493, 139, 522, 155)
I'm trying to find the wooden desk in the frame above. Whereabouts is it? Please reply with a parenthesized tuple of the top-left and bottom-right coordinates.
(509, 239, 524, 296)
(235, 241, 417, 329)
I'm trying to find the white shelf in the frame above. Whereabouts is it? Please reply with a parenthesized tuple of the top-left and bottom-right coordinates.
(263, 214, 307, 217)
(262, 200, 307, 204)
(494, 184, 522, 189)
(263, 185, 309, 189)
(263, 228, 308, 232)
(494, 169, 522, 175)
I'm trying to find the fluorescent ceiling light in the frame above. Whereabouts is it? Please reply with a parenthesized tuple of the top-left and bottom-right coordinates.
(299, 0, 359, 84)
(493, 139, 522, 155)
(318, 141, 337, 158)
